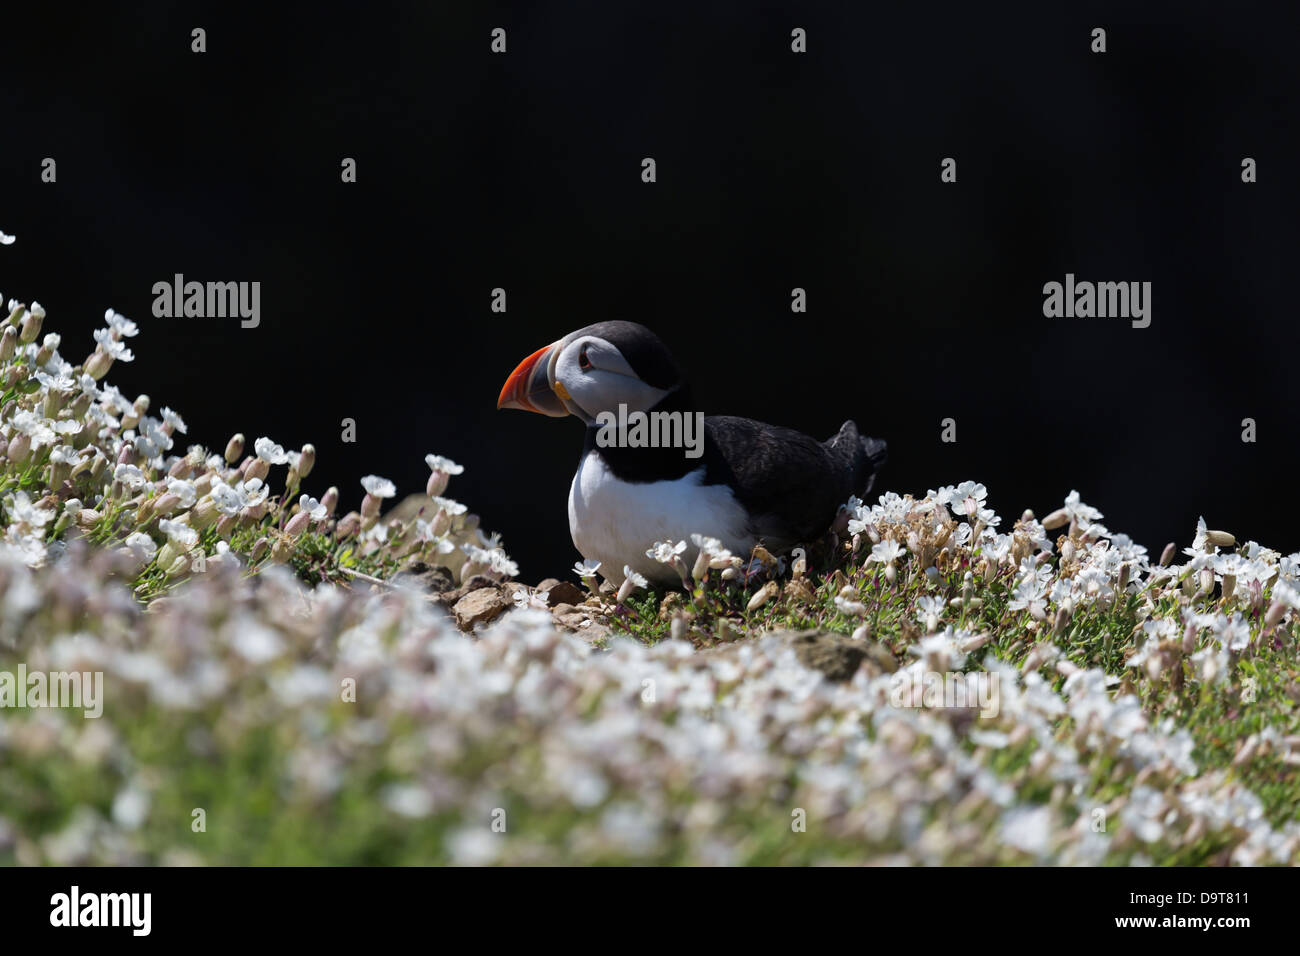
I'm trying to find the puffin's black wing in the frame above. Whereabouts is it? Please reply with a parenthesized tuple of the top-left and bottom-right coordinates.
(702, 416, 887, 550)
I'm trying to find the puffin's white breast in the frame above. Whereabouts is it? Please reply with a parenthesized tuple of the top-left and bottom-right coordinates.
(568, 450, 753, 586)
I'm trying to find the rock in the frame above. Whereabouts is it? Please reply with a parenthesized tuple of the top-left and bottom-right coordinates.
(541, 580, 584, 607)
(391, 562, 455, 595)
(437, 574, 500, 607)
(777, 629, 873, 682)
(536, 578, 563, 592)
(551, 602, 612, 642)
(452, 586, 510, 630)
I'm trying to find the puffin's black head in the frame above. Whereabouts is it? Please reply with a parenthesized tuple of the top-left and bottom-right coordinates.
(497, 321, 688, 425)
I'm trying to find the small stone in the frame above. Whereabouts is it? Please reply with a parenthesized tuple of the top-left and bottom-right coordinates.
(542, 580, 584, 607)
(772, 629, 889, 682)
(437, 574, 500, 606)
(392, 562, 455, 595)
(550, 603, 611, 642)
(452, 587, 509, 630)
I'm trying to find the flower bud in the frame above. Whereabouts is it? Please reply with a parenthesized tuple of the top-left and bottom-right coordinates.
(1205, 529, 1236, 549)
(297, 444, 316, 479)
(249, 537, 270, 563)
(692, 550, 711, 584)
(1042, 508, 1069, 530)
(427, 470, 449, 497)
(153, 492, 181, 516)
(190, 497, 219, 530)
(224, 433, 245, 464)
(1265, 600, 1288, 630)
(7, 432, 31, 463)
(361, 493, 380, 518)
(321, 486, 339, 515)
(245, 458, 269, 483)
(83, 349, 113, 380)
(747, 580, 779, 612)
(0, 326, 15, 361)
(1158, 542, 1177, 566)
(335, 512, 360, 540)
(216, 514, 237, 539)
(19, 308, 43, 344)
(157, 541, 179, 570)
(285, 511, 311, 538)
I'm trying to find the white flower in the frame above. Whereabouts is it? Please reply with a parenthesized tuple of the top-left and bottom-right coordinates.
(161, 407, 187, 433)
(210, 482, 245, 515)
(49, 445, 83, 466)
(573, 559, 602, 580)
(36, 369, 76, 392)
(425, 454, 464, 475)
(647, 540, 686, 563)
(623, 566, 648, 588)
(869, 539, 906, 564)
(237, 478, 269, 509)
(104, 309, 139, 337)
(11, 409, 56, 446)
(1062, 489, 1103, 525)
(92, 328, 134, 361)
(298, 495, 328, 521)
(361, 475, 396, 498)
(113, 463, 147, 489)
(5, 491, 55, 528)
(123, 532, 158, 563)
(165, 478, 198, 508)
(158, 518, 199, 549)
(133, 416, 173, 458)
(254, 437, 289, 464)
(690, 533, 723, 554)
(915, 595, 945, 628)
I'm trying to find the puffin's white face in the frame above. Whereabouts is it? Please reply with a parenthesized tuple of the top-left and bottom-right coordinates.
(550, 334, 670, 425)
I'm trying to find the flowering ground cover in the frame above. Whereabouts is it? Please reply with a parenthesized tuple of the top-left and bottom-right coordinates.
(1, 284, 1297, 865)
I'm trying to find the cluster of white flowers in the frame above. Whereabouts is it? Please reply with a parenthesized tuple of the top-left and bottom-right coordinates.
(1, 529, 1296, 865)
(0, 295, 513, 585)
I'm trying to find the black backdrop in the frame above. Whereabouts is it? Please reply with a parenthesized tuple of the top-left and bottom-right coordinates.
(2, 2, 1297, 581)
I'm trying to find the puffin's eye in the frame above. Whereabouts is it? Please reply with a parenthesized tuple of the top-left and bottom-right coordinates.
(578, 347, 592, 371)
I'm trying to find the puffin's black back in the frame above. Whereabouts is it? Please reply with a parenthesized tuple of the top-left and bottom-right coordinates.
(701, 416, 887, 549)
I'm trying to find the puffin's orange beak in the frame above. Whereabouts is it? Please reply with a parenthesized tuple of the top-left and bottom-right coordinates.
(497, 342, 569, 416)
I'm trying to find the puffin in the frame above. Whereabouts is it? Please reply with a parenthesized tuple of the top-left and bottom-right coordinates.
(497, 321, 887, 586)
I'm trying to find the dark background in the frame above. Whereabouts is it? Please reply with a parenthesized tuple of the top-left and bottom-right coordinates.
(2, 2, 1297, 580)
